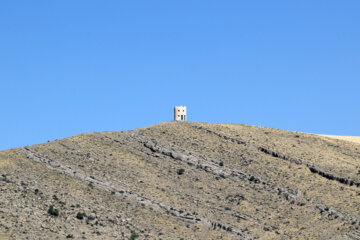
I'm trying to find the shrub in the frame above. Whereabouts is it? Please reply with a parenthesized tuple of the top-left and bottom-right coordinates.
(76, 212, 85, 220)
(130, 232, 139, 240)
(219, 161, 224, 167)
(177, 168, 185, 175)
(48, 205, 59, 216)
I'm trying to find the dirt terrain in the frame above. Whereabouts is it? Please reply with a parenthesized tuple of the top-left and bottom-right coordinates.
(0, 122, 359, 239)
(318, 135, 360, 145)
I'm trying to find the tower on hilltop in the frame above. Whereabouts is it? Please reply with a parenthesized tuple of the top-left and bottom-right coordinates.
(174, 106, 187, 121)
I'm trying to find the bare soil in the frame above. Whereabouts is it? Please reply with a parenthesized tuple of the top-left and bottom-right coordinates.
(0, 122, 359, 239)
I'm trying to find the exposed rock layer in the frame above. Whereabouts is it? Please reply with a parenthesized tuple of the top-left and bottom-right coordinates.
(0, 122, 359, 239)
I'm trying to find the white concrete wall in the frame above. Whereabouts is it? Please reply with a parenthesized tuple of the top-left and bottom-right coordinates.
(174, 106, 187, 121)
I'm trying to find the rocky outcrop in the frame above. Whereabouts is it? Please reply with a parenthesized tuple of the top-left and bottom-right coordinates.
(1, 122, 359, 239)
(191, 124, 360, 188)
(106, 131, 360, 228)
(21, 146, 253, 240)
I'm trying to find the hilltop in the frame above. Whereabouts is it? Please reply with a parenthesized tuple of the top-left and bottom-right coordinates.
(318, 135, 360, 145)
(0, 122, 360, 239)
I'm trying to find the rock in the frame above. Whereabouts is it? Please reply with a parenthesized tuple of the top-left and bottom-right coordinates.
(87, 213, 96, 221)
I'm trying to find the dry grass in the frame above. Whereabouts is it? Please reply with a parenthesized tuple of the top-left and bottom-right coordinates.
(1, 121, 359, 239)
(0, 233, 11, 240)
(318, 134, 360, 144)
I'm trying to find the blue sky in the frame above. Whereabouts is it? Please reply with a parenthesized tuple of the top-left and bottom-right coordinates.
(1, 1, 359, 150)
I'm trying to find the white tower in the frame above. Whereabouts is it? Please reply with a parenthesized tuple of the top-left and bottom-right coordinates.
(174, 106, 187, 121)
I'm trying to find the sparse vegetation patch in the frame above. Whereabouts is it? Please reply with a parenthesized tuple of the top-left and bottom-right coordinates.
(48, 205, 59, 216)
(177, 168, 185, 175)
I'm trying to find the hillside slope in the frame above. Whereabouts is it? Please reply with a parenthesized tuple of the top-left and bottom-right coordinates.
(0, 122, 360, 239)
(318, 135, 360, 145)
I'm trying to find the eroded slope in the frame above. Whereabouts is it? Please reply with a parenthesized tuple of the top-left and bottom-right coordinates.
(0, 122, 359, 239)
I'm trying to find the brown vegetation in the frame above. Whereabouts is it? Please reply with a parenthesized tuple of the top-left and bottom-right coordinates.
(0, 122, 359, 239)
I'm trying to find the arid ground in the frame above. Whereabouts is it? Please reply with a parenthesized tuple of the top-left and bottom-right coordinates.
(0, 122, 359, 239)
(318, 135, 360, 145)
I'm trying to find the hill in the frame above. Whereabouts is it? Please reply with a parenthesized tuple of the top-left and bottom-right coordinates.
(0, 122, 360, 239)
(318, 135, 360, 145)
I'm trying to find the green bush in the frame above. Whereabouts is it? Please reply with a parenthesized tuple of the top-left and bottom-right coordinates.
(48, 205, 59, 216)
(76, 212, 85, 220)
(130, 232, 139, 240)
(177, 168, 185, 175)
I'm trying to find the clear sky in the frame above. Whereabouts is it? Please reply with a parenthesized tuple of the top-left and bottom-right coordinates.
(1, 1, 359, 150)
